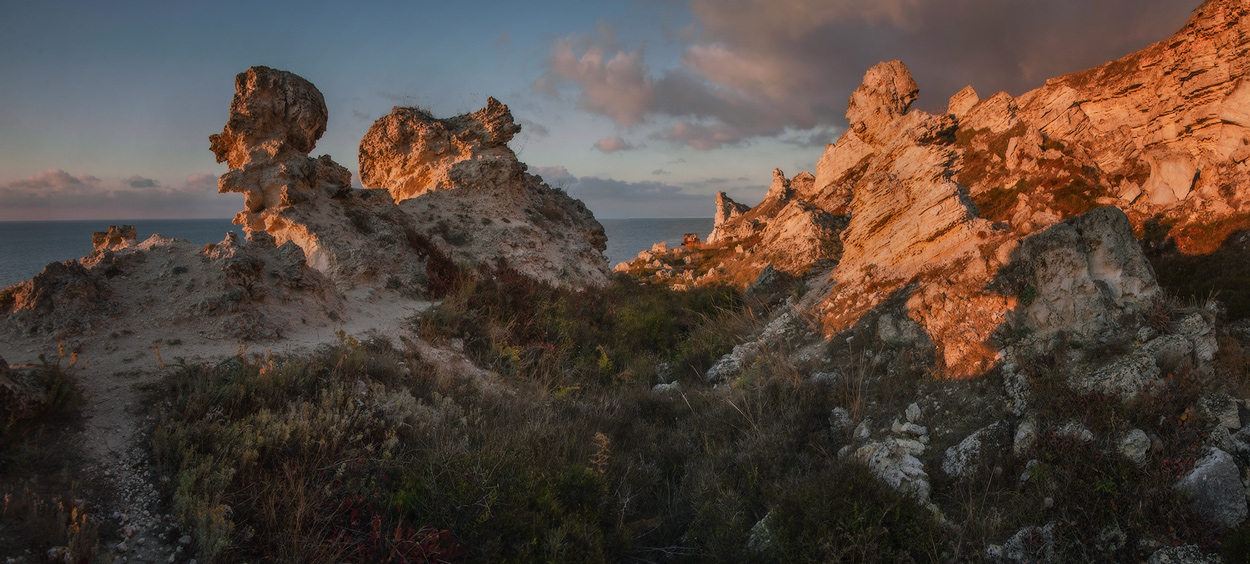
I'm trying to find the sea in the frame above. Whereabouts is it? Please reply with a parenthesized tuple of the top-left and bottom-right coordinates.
(0, 217, 713, 289)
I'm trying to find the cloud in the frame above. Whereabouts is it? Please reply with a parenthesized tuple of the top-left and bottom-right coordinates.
(532, 165, 576, 186)
(518, 118, 550, 137)
(0, 169, 240, 221)
(182, 172, 219, 193)
(4, 169, 101, 195)
(532, 165, 711, 218)
(593, 136, 640, 153)
(534, 31, 655, 126)
(538, 1, 1198, 149)
(123, 175, 159, 188)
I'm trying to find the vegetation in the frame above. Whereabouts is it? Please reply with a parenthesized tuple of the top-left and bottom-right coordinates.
(1147, 222, 1250, 319)
(0, 357, 98, 563)
(972, 180, 1029, 223)
(149, 275, 948, 563)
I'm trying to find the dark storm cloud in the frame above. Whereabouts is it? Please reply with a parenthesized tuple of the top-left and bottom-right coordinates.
(538, 0, 1199, 149)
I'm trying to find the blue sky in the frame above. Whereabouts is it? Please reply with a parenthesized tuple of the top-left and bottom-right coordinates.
(0, 0, 1198, 220)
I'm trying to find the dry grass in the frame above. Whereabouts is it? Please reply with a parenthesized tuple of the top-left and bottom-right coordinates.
(0, 360, 99, 562)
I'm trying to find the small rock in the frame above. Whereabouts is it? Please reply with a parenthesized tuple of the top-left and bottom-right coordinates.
(746, 512, 774, 553)
(1199, 392, 1240, 430)
(1019, 459, 1040, 485)
(999, 523, 1056, 564)
(651, 382, 681, 394)
(1118, 429, 1150, 466)
(829, 408, 853, 436)
(943, 426, 991, 478)
(1013, 417, 1038, 458)
(854, 438, 932, 502)
(1056, 420, 1093, 443)
(906, 402, 922, 423)
(1146, 545, 1221, 564)
(891, 419, 928, 436)
(854, 421, 872, 442)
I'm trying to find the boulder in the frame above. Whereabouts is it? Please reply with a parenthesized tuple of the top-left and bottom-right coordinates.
(1176, 447, 1247, 528)
(1014, 207, 1159, 343)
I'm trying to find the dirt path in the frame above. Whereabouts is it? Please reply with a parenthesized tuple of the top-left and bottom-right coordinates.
(1, 289, 431, 563)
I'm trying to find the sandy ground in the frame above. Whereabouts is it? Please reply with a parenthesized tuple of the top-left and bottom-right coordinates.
(1, 284, 431, 563)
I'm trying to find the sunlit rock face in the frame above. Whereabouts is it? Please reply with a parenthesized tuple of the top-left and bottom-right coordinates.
(359, 98, 522, 202)
(211, 66, 608, 289)
(633, 2, 1250, 378)
(359, 100, 609, 288)
(949, 0, 1250, 253)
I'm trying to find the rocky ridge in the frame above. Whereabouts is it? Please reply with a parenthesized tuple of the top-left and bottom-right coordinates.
(613, 0, 1250, 554)
(624, 0, 1250, 376)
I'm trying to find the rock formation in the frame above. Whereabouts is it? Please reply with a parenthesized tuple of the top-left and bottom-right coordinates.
(92, 225, 137, 251)
(210, 66, 447, 289)
(211, 66, 607, 289)
(629, 2, 1250, 377)
(358, 98, 521, 201)
(359, 102, 608, 287)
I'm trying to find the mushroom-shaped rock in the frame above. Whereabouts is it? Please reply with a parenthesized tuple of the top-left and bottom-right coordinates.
(209, 66, 328, 169)
(847, 60, 919, 144)
(358, 97, 523, 201)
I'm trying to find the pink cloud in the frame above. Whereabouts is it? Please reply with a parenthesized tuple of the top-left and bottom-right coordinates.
(537, 33, 655, 126)
(0, 170, 240, 220)
(593, 136, 640, 153)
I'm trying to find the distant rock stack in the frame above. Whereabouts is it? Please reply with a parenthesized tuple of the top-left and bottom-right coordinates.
(91, 225, 136, 251)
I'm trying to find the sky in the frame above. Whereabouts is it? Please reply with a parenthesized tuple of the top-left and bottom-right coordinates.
(0, 0, 1201, 221)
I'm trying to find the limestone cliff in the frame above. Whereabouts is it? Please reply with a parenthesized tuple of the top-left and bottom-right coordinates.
(626, 2, 1250, 377)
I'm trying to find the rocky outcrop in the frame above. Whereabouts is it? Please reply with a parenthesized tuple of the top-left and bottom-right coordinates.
(708, 192, 751, 244)
(359, 102, 608, 287)
(1, 231, 345, 341)
(212, 66, 608, 289)
(649, 2, 1250, 377)
(93, 225, 137, 251)
(946, 0, 1250, 253)
(210, 66, 409, 286)
(358, 98, 521, 201)
(621, 167, 846, 288)
(1, 260, 108, 336)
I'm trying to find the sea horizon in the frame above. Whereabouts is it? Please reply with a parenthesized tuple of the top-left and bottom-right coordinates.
(0, 217, 714, 288)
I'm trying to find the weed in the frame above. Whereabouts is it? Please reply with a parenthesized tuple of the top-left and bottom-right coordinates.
(974, 180, 1029, 222)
